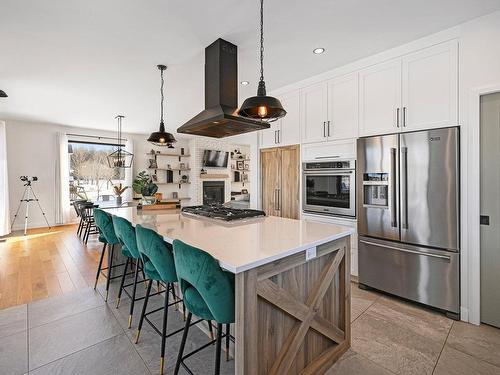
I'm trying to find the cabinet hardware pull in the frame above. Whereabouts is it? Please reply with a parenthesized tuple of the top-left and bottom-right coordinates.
(396, 108, 400, 127)
(323, 122, 326, 137)
(327, 120, 331, 137)
(277, 129, 280, 144)
(403, 107, 407, 127)
(274, 130, 277, 144)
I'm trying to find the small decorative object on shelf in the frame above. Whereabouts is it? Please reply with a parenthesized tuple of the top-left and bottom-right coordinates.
(151, 174, 158, 182)
(113, 183, 129, 205)
(154, 193, 163, 201)
(200, 168, 207, 174)
(181, 147, 185, 155)
(242, 174, 249, 183)
(149, 149, 156, 155)
(179, 162, 186, 170)
(181, 175, 189, 183)
(172, 192, 178, 199)
(167, 164, 171, 170)
(244, 163, 250, 170)
(237, 161, 244, 170)
(148, 159, 158, 169)
(241, 189, 248, 194)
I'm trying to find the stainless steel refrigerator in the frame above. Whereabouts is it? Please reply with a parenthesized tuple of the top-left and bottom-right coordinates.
(357, 127, 460, 319)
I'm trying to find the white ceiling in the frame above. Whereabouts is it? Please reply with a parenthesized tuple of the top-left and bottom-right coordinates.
(1, 0, 499, 134)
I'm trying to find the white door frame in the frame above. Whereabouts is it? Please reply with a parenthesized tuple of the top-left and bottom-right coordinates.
(466, 82, 500, 325)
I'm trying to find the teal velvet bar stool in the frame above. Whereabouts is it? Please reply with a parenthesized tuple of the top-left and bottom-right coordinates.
(136, 224, 201, 374)
(111, 215, 148, 329)
(93, 208, 127, 301)
(172, 239, 235, 375)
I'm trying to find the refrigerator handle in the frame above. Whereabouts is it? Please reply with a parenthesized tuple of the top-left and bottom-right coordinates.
(401, 146, 409, 229)
(390, 147, 397, 227)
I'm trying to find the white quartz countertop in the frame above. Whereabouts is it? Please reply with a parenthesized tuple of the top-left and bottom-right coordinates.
(104, 207, 354, 274)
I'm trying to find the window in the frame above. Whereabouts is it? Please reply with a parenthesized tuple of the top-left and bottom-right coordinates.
(68, 141, 125, 201)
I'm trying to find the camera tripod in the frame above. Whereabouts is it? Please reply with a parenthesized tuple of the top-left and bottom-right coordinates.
(11, 180, 51, 235)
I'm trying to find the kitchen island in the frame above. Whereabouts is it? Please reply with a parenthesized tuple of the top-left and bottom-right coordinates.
(106, 207, 353, 375)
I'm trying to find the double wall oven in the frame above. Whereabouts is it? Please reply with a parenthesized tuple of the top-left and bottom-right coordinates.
(302, 160, 356, 218)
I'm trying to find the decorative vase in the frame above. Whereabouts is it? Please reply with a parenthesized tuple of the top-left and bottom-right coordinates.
(142, 196, 156, 205)
(115, 196, 123, 205)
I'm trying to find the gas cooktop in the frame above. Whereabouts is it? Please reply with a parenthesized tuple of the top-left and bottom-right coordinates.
(181, 205, 266, 222)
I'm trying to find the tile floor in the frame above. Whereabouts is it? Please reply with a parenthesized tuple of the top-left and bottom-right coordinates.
(1, 281, 499, 375)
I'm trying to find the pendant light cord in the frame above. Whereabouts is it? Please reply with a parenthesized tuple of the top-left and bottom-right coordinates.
(259, 0, 264, 83)
(160, 68, 165, 124)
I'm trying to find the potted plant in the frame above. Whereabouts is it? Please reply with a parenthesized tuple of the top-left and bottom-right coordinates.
(113, 183, 129, 205)
(133, 171, 159, 205)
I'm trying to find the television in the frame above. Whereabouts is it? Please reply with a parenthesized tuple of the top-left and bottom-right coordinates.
(202, 149, 229, 168)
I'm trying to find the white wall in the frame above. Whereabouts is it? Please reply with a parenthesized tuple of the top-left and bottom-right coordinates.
(457, 11, 500, 324)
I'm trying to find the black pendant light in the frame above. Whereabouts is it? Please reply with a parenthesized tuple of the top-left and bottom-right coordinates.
(0, 90, 7, 98)
(147, 65, 177, 147)
(107, 115, 134, 168)
(239, 0, 286, 122)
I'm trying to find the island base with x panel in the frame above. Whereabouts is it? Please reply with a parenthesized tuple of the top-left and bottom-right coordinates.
(235, 236, 351, 375)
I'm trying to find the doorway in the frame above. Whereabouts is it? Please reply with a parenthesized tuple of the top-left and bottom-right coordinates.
(480, 92, 500, 328)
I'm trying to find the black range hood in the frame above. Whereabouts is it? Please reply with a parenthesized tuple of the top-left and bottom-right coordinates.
(177, 39, 270, 138)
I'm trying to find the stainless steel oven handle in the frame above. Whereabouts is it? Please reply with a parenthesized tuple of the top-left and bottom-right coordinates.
(315, 156, 340, 159)
(303, 170, 353, 175)
(359, 240, 451, 261)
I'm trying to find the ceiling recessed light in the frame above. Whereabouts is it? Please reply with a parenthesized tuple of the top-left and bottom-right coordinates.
(313, 48, 325, 54)
(240, 81, 250, 85)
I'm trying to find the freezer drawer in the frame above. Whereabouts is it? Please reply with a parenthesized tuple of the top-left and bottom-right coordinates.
(358, 236, 459, 314)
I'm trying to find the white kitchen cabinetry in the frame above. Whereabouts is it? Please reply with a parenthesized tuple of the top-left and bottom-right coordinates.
(359, 58, 402, 136)
(402, 41, 458, 131)
(260, 90, 300, 148)
(359, 41, 458, 136)
(300, 82, 328, 143)
(301, 139, 356, 161)
(327, 73, 359, 140)
(301, 73, 358, 143)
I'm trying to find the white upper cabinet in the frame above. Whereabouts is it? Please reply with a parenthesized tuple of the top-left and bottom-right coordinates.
(300, 82, 328, 143)
(359, 58, 402, 136)
(259, 90, 300, 148)
(327, 73, 359, 140)
(259, 119, 280, 148)
(278, 90, 300, 146)
(401, 41, 458, 131)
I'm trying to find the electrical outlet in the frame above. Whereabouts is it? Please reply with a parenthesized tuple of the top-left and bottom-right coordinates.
(305, 246, 317, 261)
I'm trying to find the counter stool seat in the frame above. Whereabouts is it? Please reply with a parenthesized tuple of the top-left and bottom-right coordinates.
(93, 209, 128, 301)
(173, 240, 235, 375)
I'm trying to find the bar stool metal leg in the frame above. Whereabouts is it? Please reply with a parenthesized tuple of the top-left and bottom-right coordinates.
(128, 261, 140, 328)
(174, 312, 192, 375)
(115, 257, 130, 308)
(225, 324, 230, 361)
(105, 244, 115, 302)
(208, 320, 215, 342)
(160, 283, 170, 375)
(135, 279, 153, 344)
(215, 323, 223, 375)
(94, 243, 107, 290)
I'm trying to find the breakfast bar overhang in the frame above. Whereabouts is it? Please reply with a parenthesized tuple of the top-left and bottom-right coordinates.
(106, 207, 353, 375)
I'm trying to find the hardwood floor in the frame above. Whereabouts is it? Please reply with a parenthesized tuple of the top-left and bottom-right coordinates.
(0, 224, 103, 309)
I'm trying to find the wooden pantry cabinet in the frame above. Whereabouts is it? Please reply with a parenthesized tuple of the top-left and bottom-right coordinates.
(261, 145, 300, 219)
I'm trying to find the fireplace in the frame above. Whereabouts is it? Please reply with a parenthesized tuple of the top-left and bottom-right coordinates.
(203, 181, 225, 205)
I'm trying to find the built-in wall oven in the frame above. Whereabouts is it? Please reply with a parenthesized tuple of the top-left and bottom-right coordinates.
(302, 160, 356, 217)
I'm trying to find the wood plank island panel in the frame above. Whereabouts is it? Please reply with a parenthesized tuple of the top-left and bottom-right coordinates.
(235, 236, 351, 375)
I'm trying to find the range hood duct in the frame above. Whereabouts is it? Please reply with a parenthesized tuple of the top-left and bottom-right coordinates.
(177, 38, 270, 138)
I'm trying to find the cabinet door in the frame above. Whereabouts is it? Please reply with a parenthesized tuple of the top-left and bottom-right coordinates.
(327, 73, 359, 140)
(300, 82, 328, 143)
(260, 120, 280, 149)
(279, 145, 300, 219)
(277, 90, 300, 146)
(260, 148, 281, 217)
(402, 41, 458, 131)
(359, 58, 402, 136)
